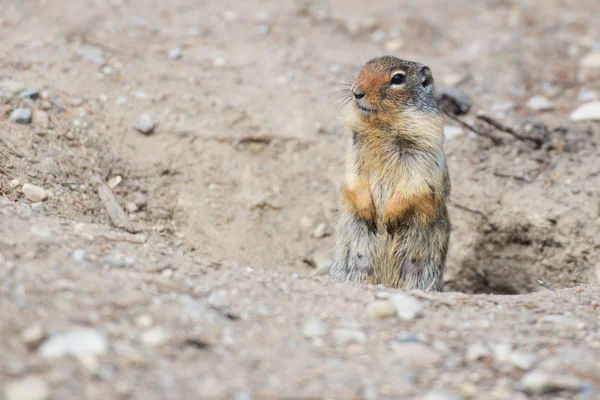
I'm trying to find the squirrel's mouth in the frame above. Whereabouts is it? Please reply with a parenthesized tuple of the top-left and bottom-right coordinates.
(355, 102, 375, 115)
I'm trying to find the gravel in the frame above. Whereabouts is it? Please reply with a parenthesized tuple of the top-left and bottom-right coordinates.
(135, 113, 157, 134)
(9, 108, 32, 124)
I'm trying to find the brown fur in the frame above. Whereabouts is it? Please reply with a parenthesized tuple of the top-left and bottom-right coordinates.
(330, 56, 451, 291)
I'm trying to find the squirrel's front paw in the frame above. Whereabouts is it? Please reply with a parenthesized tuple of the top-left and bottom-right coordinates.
(383, 192, 408, 234)
(343, 181, 377, 233)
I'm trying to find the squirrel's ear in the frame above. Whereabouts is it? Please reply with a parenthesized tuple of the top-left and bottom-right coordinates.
(420, 66, 434, 90)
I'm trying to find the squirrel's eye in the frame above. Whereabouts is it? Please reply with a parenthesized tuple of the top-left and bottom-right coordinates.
(390, 73, 406, 85)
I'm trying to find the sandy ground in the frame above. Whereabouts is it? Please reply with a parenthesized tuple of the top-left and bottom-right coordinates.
(1, 0, 600, 399)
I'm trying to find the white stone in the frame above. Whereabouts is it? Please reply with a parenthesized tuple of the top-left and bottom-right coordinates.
(366, 300, 396, 319)
(168, 47, 183, 60)
(107, 175, 122, 188)
(9, 179, 20, 188)
(389, 293, 424, 320)
(466, 342, 490, 361)
(22, 184, 48, 203)
(569, 101, 600, 121)
(4, 376, 49, 400)
(333, 328, 367, 345)
(519, 370, 583, 394)
(303, 317, 327, 337)
(389, 342, 442, 367)
(526, 95, 553, 111)
(443, 125, 463, 140)
(0, 79, 26, 95)
(312, 222, 327, 238)
(135, 113, 157, 134)
(580, 51, 600, 69)
(141, 327, 172, 347)
(39, 328, 108, 358)
(576, 88, 598, 101)
(508, 351, 536, 370)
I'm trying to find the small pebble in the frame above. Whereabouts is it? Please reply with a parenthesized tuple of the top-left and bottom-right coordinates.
(135, 113, 157, 135)
(385, 38, 404, 52)
(333, 328, 367, 345)
(103, 254, 136, 268)
(466, 343, 491, 361)
(102, 66, 114, 76)
(9, 108, 32, 124)
(116, 96, 128, 106)
(78, 45, 106, 65)
(577, 88, 598, 101)
(569, 101, 600, 121)
(9, 179, 20, 188)
(519, 369, 583, 394)
(168, 47, 183, 60)
(312, 222, 327, 238)
(32, 110, 50, 129)
(126, 202, 138, 213)
(443, 125, 463, 140)
(526, 95, 553, 111)
(19, 89, 39, 99)
(366, 300, 396, 319)
(257, 24, 270, 35)
(207, 292, 226, 309)
(389, 342, 442, 367)
(370, 30, 386, 43)
(39, 328, 108, 358)
(21, 325, 46, 349)
(141, 327, 172, 347)
(135, 314, 154, 329)
(303, 317, 327, 338)
(71, 249, 88, 262)
(107, 175, 122, 189)
(3, 376, 49, 400)
(22, 184, 48, 203)
(508, 351, 536, 370)
(580, 51, 600, 69)
(389, 293, 424, 320)
(0, 79, 26, 95)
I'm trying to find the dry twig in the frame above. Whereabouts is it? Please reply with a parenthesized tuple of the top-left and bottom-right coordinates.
(476, 113, 544, 147)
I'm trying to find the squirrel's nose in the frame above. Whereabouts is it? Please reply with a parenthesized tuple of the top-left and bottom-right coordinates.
(352, 87, 365, 99)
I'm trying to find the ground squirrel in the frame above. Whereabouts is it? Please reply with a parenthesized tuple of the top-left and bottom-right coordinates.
(330, 56, 451, 291)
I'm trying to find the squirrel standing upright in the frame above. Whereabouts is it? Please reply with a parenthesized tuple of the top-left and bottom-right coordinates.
(330, 56, 451, 291)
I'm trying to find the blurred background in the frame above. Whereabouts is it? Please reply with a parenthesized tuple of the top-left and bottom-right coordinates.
(1, 0, 600, 398)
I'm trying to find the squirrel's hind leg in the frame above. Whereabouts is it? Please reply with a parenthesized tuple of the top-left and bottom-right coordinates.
(330, 212, 374, 283)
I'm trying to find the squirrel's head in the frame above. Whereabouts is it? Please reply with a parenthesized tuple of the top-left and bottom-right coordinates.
(350, 56, 440, 123)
